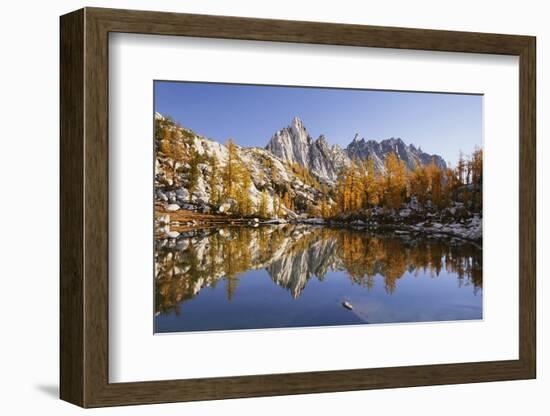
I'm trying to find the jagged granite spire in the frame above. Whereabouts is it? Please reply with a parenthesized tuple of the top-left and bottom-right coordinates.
(266, 117, 447, 182)
(265, 117, 349, 182)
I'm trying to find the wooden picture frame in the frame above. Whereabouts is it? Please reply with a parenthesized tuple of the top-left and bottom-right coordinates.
(60, 7, 536, 408)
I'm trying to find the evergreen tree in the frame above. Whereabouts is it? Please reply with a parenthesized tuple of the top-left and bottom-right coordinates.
(462, 186, 472, 209)
(470, 147, 483, 212)
(471, 147, 483, 187)
(456, 151, 466, 186)
(154, 118, 164, 142)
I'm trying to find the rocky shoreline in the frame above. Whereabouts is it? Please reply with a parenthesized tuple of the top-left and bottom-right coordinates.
(155, 207, 482, 249)
(299, 216, 482, 247)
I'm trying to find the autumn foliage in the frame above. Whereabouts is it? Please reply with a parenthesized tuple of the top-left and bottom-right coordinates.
(330, 148, 483, 219)
(156, 115, 482, 221)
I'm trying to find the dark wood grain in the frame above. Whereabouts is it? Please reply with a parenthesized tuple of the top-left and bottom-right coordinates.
(518, 38, 537, 376)
(83, 10, 110, 406)
(59, 8, 84, 407)
(88, 7, 532, 54)
(60, 7, 536, 408)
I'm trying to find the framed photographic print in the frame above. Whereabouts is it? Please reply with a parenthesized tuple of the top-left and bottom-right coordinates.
(60, 7, 536, 407)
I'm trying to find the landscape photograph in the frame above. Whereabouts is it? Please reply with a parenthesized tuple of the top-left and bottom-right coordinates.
(153, 81, 483, 333)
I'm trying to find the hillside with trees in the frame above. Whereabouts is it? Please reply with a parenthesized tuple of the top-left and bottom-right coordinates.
(154, 113, 482, 242)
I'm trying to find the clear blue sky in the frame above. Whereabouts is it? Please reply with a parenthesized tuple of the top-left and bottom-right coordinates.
(154, 81, 482, 166)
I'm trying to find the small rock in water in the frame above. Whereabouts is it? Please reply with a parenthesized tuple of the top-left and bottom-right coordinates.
(157, 214, 170, 225)
(399, 208, 412, 218)
(165, 203, 181, 212)
(302, 218, 325, 225)
(342, 301, 354, 310)
(218, 203, 231, 214)
(156, 191, 168, 202)
(159, 224, 179, 239)
(262, 219, 285, 224)
(166, 191, 177, 203)
(180, 203, 195, 210)
(164, 230, 180, 239)
(394, 230, 410, 235)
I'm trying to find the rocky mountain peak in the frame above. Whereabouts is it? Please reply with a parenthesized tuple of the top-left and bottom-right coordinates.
(266, 116, 312, 169)
(347, 135, 446, 171)
(266, 117, 447, 182)
(289, 117, 310, 142)
(266, 117, 349, 183)
(316, 134, 329, 146)
(292, 115, 304, 127)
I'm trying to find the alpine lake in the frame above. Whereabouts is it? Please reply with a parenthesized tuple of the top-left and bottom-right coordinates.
(154, 224, 482, 333)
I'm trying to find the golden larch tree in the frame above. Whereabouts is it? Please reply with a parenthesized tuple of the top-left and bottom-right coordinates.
(258, 189, 269, 219)
(410, 164, 429, 208)
(427, 159, 443, 209)
(238, 163, 254, 216)
(383, 153, 407, 210)
(208, 154, 220, 206)
(187, 149, 201, 201)
(223, 139, 241, 200)
(365, 157, 381, 207)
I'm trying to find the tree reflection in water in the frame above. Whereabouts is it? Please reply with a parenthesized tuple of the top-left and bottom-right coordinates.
(155, 225, 482, 316)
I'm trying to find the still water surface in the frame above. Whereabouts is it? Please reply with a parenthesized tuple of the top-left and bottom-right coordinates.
(154, 225, 482, 333)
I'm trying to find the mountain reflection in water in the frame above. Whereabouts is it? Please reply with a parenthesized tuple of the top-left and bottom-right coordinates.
(154, 225, 482, 332)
